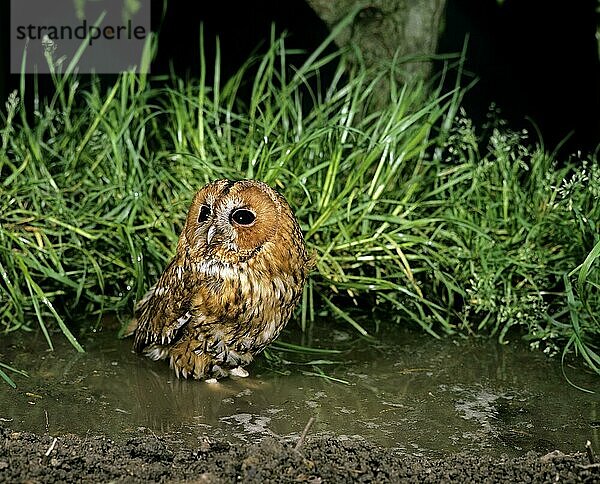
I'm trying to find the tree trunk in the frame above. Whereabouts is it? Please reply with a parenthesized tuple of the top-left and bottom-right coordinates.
(306, 0, 447, 89)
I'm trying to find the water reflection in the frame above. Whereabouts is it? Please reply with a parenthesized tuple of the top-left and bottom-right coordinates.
(1, 325, 598, 457)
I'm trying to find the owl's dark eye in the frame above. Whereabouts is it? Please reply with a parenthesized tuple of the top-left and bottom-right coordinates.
(198, 205, 211, 223)
(230, 208, 256, 226)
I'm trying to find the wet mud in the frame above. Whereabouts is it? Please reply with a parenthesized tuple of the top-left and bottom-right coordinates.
(1, 424, 598, 483)
(2, 324, 599, 482)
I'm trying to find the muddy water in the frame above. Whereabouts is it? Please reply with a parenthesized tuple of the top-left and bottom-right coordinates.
(1, 325, 598, 457)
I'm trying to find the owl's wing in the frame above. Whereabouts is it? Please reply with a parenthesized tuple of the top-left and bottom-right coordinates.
(131, 257, 197, 352)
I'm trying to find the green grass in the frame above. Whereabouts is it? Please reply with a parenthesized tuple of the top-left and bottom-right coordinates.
(0, 32, 599, 383)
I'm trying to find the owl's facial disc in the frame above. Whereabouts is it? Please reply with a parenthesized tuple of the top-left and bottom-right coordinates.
(204, 219, 231, 247)
(183, 179, 281, 259)
(205, 206, 256, 246)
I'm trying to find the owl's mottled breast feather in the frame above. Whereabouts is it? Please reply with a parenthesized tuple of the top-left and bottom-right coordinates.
(132, 244, 306, 354)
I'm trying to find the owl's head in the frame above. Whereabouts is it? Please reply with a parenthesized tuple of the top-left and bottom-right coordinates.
(179, 179, 294, 263)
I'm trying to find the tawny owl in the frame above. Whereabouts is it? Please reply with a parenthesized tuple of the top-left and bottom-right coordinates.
(125, 179, 311, 381)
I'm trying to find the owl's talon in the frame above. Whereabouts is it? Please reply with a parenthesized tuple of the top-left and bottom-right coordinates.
(229, 366, 249, 378)
(205, 378, 219, 384)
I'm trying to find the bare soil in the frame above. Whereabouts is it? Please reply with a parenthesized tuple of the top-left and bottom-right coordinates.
(1, 424, 598, 483)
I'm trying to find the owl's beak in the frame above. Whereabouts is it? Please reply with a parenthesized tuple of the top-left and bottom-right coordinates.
(206, 224, 217, 245)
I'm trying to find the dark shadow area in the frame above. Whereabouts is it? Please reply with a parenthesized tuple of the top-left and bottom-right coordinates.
(437, 0, 600, 154)
(151, 0, 331, 83)
(1, 1, 598, 154)
(0, 1, 332, 109)
(0, 3, 8, 103)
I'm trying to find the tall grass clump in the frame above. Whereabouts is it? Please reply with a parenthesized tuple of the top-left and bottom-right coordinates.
(0, 31, 598, 380)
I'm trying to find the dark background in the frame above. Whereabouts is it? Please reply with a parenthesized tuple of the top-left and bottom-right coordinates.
(1, 0, 598, 154)
(437, 0, 600, 154)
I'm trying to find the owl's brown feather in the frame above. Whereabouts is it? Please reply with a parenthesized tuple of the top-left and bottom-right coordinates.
(127, 179, 311, 381)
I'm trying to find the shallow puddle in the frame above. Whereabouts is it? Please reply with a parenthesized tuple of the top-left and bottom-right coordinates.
(1, 324, 598, 457)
